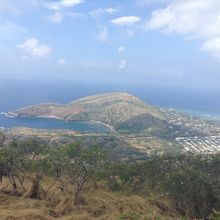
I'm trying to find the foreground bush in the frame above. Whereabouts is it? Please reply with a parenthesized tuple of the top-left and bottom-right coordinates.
(0, 139, 220, 219)
(102, 154, 220, 219)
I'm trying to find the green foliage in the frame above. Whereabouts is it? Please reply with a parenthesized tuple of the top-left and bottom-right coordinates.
(1, 139, 220, 219)
(65, 141, 106, 164)
(65, 141, 82, 159)
(0, 131, 5, 148)
(103, 163, 140, 191)
(101, 153, 220, 219)
(165, 169, 216, 218)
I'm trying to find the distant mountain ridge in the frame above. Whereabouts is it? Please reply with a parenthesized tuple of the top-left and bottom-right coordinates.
(9, 92, 169, 134)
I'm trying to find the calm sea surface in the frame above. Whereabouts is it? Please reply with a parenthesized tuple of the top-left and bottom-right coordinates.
(0, 79, 220, 130)
(0, 114, 109, 132)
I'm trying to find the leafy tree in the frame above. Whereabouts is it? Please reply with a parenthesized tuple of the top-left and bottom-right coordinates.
(63, 142, 106, 204)
(0, 131, 5, 148)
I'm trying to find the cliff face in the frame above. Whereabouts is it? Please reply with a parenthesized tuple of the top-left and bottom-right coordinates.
(10, 92, 168, 133)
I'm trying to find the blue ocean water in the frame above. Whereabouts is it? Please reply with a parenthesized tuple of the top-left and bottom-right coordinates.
(0, 113, 109, 132)
(0, 79, 220, 130)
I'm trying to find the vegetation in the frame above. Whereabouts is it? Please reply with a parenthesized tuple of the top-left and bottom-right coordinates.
(9, 93, 169, 134)
(103, 154, 220, 219)
(0, 138, 220, 219)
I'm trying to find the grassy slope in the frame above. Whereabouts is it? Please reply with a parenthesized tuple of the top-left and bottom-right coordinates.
(10, 92, 174, 137)
(11, 93, 165, 126)
(0, 177, 178, 220)
(0, 190, 179, 220)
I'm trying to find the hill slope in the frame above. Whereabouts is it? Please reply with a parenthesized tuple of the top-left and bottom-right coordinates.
(10, 92, 169, 134)
(0, 190, 177, 220)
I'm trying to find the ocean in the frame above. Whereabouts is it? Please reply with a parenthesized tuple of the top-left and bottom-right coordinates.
(0, 79, 219, 130)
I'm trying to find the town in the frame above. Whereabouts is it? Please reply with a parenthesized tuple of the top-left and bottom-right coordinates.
(176, 136, 220, 153)
(162, 108, 220, 136)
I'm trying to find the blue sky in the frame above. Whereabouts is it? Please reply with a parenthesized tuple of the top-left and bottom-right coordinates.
(1, 0, 220, 90)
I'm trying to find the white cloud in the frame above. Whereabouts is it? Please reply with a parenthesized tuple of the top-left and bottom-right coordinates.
(48, 11, 63, 23)
(58, 58, 67, 65)
(89, 8, 119, 16)
(96, 26, 108, 42)
(18, 38, 52, 58)
(118, 47, 125, 53)
(43, 2, 60, 10)
(60, 0, 82, 7)
(146, 0, 220, 60)
(136, 0, 169, 6)
(43, 0, 84, 11)
(119, 60, 127, 69)
(111, 16, 141, 26)
(0, 1, 19, 14)
(202, 38, 220, 59)
(0, 0, 40, 15)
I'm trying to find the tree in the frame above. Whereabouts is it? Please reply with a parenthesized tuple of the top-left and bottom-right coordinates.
(0, 131, 5, 148)
(63, 142, 106, 204)
(0, 144, 20, 195)
(0, 131, 6, 182)
(0, 139, 50, 197)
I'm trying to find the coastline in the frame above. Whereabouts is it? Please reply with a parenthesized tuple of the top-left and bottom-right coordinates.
(0, 113, 111, 133)
(172, 108, 220, 121)
(1, 112, 14, 118)
(90, 120, 115, 133)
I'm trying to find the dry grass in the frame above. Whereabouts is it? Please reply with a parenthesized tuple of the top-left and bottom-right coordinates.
(0, 178, 178, 220)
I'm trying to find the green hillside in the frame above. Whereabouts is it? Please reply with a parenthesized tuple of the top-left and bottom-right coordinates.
(9, 93, 171, 135)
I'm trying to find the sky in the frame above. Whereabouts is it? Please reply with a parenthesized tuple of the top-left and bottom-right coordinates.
(1, 0, 220, 90)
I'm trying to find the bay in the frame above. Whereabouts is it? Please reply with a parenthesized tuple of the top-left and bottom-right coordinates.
(1, 79, 220, 131)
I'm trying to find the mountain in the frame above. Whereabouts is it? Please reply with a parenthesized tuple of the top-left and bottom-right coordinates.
(9, 92, 170, 134)
(7, 92, 220, 155)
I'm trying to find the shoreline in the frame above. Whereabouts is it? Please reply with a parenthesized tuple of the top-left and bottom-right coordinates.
(0, 113, 112, 133)
(1, 112, 14, 118)
(90, 120, 115, 133)
(169, 108, 220, 121)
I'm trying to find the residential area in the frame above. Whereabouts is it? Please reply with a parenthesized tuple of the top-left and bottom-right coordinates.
(176, 136, 220, 153)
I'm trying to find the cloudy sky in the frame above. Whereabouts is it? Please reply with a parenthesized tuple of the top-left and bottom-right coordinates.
(1, 0, 220, 89)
